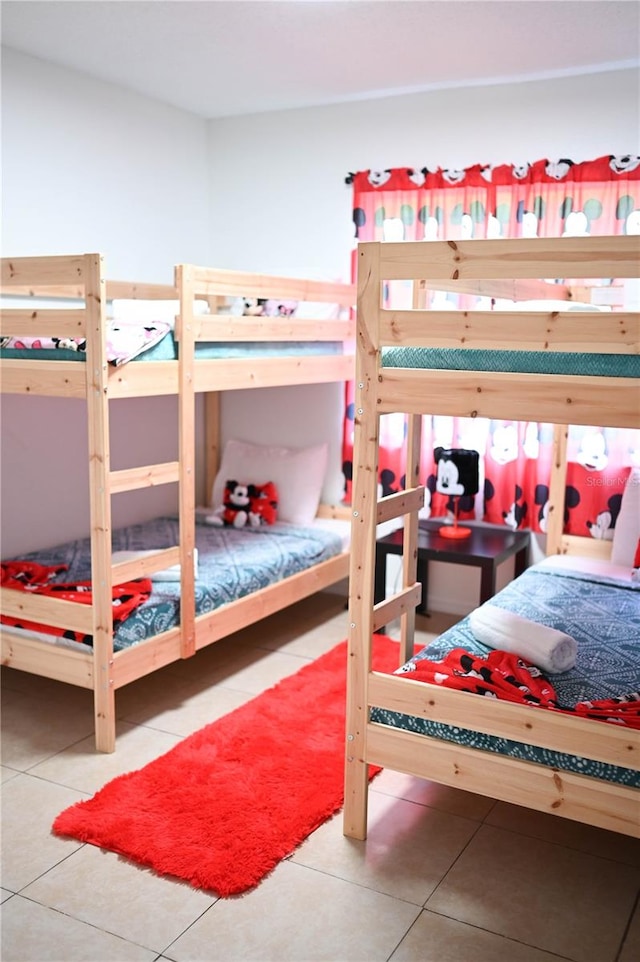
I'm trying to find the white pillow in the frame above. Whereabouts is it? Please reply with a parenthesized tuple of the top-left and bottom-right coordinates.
(611, 468, 640, 566)
(211, 439, 328, 526)
(296, 301, 340, 320)
(110, 299, 210, 329)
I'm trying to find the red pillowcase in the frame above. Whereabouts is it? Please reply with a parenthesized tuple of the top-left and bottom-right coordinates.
(632, 538, 640, 582)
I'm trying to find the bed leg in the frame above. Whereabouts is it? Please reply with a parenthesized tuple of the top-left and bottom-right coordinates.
(94, 683, 116, 753)
(343, 754, 369, 839)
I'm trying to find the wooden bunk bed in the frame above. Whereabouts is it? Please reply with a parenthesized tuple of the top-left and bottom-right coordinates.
(344, 235, 640, 841)
(1, 253, 355, 751)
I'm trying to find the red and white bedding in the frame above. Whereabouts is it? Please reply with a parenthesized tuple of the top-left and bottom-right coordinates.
(1, 560, 152, 645)
(1, 319, 171, 366)
(396, 645, 640, 729)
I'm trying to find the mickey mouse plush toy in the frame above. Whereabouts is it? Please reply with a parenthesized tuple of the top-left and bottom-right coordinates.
(213, 481, 260, 528)
(242, 298, 267, 316)
(209, 480, 278, 528)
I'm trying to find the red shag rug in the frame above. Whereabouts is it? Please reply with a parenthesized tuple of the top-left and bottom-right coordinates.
(53, 635, 407, 896)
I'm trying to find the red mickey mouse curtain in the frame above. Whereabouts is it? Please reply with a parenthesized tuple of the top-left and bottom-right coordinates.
(343, 154, 640, 537)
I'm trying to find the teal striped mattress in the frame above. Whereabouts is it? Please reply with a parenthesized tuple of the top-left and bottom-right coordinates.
(4, 517, 343, 651)
(382, 347, 639, 377)
(372, 565, 640, 786)
(0, 332, 343, 363)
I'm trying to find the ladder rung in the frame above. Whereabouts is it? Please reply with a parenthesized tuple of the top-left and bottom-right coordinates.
(373, 583, 422, 633)
(377, 486, 425, 525)
(109, 461, 180, 494)
(112, 547, 182, 585)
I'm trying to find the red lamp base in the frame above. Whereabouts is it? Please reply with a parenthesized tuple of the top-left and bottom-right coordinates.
(438, 524, 472, 539)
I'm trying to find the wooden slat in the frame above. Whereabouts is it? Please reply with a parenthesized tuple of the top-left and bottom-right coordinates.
(191, 354, 355, 391)
(0, 309, 87, 338)
(188, 265, 355, 304)
(0, 358, 175, 398)
(558, 535, 614, 559)
(193, 552, 351, 651)
(106, 354, 356, 399)
(375, 236, 640, 281)
(1, 254, 87, 287)
(1, 359, 91, 396)
(0, 284, 85, 298)
(110, 626, 183, 688)
(105, 361, 179, 397)
(192, 315, 354, 342)
(366, 724, 640, 838)
(1, 630, 94, 687)
(109, 461, 180, 494)
(105, 280, 177, 299)
(377, 369, 640, 428)
(2, 280, 176, 301)
(1, 351, 355, 399)
(0, 588, 94, 634)
(380, 310, 639, 354)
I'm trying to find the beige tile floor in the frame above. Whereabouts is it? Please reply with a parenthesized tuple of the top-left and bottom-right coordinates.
(2, 591, 639, 962)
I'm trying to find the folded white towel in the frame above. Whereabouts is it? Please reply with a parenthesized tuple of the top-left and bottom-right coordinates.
(112, 549, 199, 583)
(468, 604, 577, 674)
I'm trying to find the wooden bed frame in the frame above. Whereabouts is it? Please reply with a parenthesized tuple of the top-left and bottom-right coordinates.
(0, 253, 355, 751)
(344, 235, 640, 840)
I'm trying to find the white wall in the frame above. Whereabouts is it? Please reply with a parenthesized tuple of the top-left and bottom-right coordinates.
(1, 49, 210, 555)
(2, 52, 639, 612)
(207, 68, 639, 276)
(206, 67, 639, 613)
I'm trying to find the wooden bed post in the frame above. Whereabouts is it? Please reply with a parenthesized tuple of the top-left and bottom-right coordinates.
(84, 254, 116, 753)
(546, 424, 569, 556)
(400, 414, 422, 664)
(402, 275, 426, 653)
(176, 265, 197, 659)
(205, 391, 221, 500)
(344, 243, 381, 840)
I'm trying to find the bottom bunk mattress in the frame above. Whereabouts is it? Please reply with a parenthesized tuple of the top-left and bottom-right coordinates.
(372, 560, 640, 786)
(1, 517, 344, 652)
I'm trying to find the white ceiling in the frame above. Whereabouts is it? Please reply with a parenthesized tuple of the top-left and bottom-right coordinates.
(1, 0, 638, 120)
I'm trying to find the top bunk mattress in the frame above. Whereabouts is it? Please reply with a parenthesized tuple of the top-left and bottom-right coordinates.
(0, 331, 344, 364)
(1, 516, 344, 652)
(372, 559, 640, 786)
(381, 347, 639, 378)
